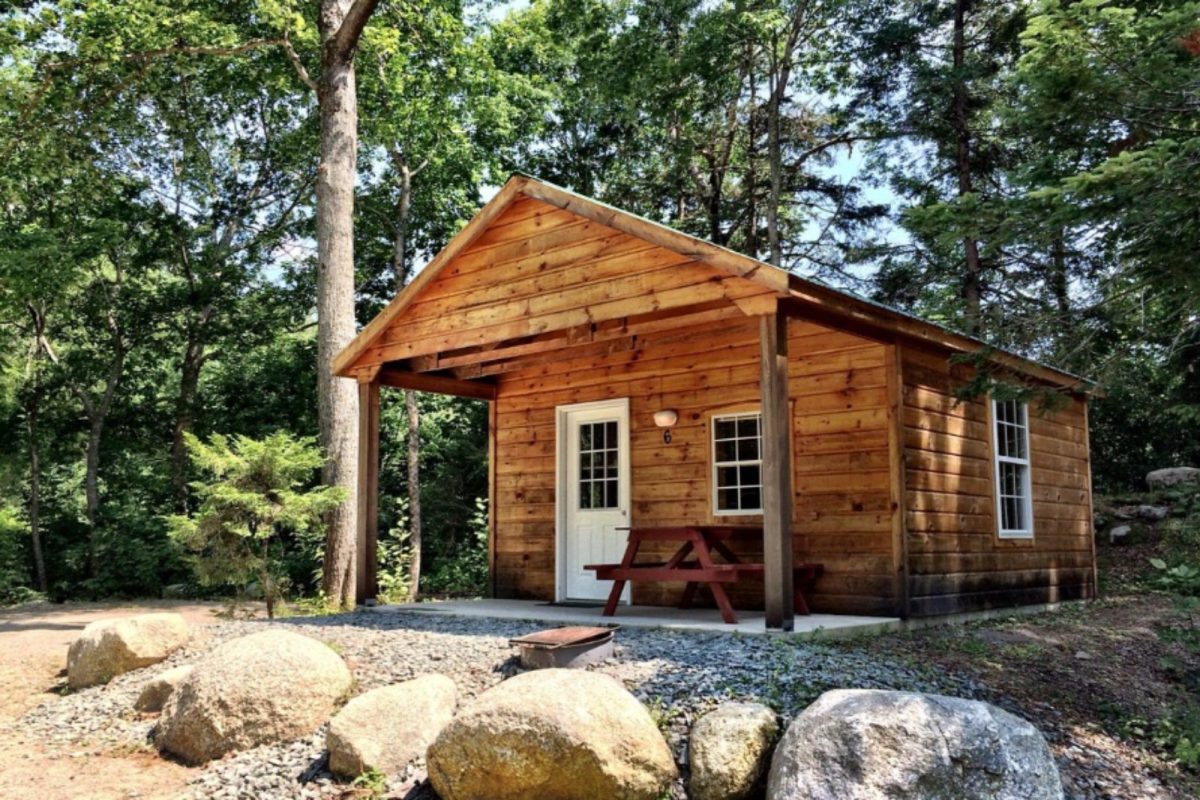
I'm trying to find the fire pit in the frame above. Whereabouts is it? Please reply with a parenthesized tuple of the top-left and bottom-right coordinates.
(509, 625, 619, 669)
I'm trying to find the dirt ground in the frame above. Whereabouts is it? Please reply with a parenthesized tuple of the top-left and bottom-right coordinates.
(0, 601, 250, 800)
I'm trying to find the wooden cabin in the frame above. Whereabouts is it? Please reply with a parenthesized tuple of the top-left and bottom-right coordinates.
(334, 175, 1097, 629)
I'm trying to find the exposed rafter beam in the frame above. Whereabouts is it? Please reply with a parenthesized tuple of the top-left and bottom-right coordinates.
(377, 367, 497, 401)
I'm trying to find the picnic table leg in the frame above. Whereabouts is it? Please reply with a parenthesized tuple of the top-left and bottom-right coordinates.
(709, 583, 738, 624)
(602, 580, 626, 617)
(693, 529, 738, 624)
(679, 582, 699, 609)
(603, 534, 642, 617)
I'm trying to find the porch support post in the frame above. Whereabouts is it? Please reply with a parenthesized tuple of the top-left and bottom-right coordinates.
(355, 377, 381, 605)
(760, 310, 794, 631)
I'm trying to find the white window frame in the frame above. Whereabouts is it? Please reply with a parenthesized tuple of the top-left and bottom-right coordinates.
(711, 410, 764, 517)
(991, 397, 1035, 539)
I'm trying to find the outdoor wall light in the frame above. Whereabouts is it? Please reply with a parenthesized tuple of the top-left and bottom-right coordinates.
(653, 409, 678, 443)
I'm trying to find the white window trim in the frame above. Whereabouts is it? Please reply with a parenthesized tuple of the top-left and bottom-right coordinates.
(711, 410, 764, 517)
(991, 397, 1035, 539)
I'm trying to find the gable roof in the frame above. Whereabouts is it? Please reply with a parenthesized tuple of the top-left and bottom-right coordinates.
(334, 174, 1094, 393)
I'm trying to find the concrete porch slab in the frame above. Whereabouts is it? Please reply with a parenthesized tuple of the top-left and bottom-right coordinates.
(370, 598, 900, 638)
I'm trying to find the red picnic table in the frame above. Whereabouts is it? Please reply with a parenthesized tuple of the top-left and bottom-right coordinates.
(584, 525, 823, 624)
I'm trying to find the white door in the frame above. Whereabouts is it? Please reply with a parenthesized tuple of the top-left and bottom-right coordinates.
(557, 399, 631, 602)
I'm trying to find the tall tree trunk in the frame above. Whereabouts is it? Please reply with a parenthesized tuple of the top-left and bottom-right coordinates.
(171, 326, 207, 511)
(405, 389, 422, 599)
(390, 155, 423, 601)
(765, 8, 805, 268)
(952, 0, 983, 336)
(316, 0, 379, 608)
(746, 49, 759, 258)
(83, 416, 103, 578)
(1050, 230, 1070, 317)
(25, 386, 48, 593)
(76, 339, 125, 581)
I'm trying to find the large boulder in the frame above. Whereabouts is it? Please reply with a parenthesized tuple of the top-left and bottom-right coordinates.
(327, 674, 457, 778)
(67, 612, 190, 690)
(427, 668, 677, 800)
(1147, 467, 1200, 489)
(767, 689, 1063, 800)
(135, 664, 194, 713)
(689, 702, 778, 800)
(156, 629, 352, 764)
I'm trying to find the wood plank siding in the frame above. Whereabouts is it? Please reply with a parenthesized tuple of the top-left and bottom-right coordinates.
(900, 345, 1095, 616)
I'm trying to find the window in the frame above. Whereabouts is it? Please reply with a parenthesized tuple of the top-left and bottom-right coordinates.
(992, 398, 1033, 538)
(578, 420, 619, 509)
(712, 411, 763, 515)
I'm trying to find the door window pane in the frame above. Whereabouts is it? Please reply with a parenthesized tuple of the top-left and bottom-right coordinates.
(578, 420, 620, 510)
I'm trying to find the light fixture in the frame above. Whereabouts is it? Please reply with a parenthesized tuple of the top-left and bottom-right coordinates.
(653, 409, 678, 443)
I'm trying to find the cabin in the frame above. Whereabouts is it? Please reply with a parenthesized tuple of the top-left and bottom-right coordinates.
(333, 175, 1097, 630)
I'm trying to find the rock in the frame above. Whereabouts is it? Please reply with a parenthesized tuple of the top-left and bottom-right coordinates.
(135, 665, 194, 713)
(156, 629, 352, 764)
(67, 613, 190, 690)
(689, 702, 778, 800)
(1109, 524, 1133, 544)
(326, 674, 457, 778)
(767, 689, 1063, 800)
(427, 668, 677, 800)
(1147, 467, 1200, 489)
(1136, 505, 1169, 522)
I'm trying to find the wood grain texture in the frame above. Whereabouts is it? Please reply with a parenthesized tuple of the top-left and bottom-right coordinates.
(899, 345, 1094, 616)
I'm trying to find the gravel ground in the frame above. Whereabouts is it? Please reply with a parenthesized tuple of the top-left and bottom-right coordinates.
(18, 609, 981, 800)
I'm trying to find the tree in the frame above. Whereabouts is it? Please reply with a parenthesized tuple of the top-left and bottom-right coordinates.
(169, 431, 346, 617)
(313, 0, 381, 609)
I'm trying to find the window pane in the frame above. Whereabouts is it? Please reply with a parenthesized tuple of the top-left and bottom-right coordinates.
(605, 421, 617, 448)
(579, 481, 592, 510)
(605, 450, 618, 478)
(580, 425, 592, 451)
(739, 464, 761, 487)
(717, 488, 739, 511)
(605, 480, 618, 508)
(591, 483, 604, 509)
(715, 440, 737, 463)
(737, 416, 759, 438)
(580, 453, 592, 480)
(717, 465, 739, 489)
(715, 419, 737, 439)
(740, 487, 761, 510)
(738, 436, 759, 461)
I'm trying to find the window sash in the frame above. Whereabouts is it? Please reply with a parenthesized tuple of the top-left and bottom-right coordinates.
(992, 398, 1033, 538)
(712, 411, 763, 516)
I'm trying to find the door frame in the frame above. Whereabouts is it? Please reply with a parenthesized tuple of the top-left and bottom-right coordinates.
(554, 397, 632, 603)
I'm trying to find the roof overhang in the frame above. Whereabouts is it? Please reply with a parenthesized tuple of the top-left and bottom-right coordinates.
(334, 174, 1097, 395)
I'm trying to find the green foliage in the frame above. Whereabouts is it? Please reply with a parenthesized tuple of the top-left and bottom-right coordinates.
(350, 767, 388, 799)
(0, 505, 37, 604)
(167, 432, 346, 618)
(1151, 560, 1200, 598)
(376, 498, 415, 604)
(421, 497, 489, 597)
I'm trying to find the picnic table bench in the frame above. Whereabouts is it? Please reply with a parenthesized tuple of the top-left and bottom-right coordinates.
(585, 525, 823, 624)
